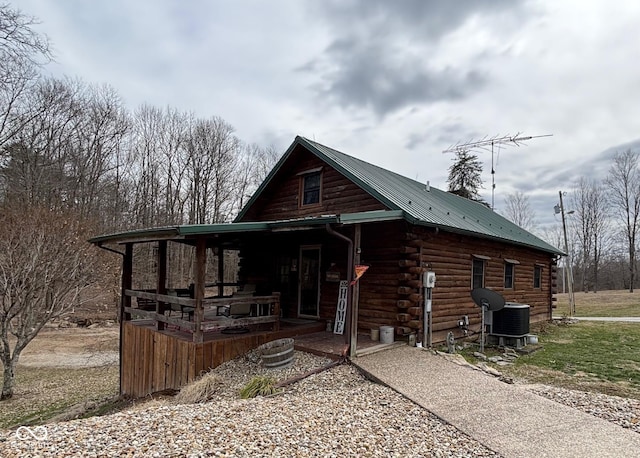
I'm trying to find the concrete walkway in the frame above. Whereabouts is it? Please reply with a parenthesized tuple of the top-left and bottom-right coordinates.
(354, 346, 640, 458)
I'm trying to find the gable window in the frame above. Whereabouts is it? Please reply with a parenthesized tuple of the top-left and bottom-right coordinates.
(301, 171, 321, 206)
(472, 258, 485, 289)
(534, 265, 542, 289)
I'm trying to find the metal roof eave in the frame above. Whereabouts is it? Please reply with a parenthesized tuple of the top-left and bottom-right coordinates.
(338, 209, 405, 225)
(89, 227, 180, 245)
(177, 222, 270, 235)
(89, 222, 270, 246)
(268, 215, 339, 230)
(412, 219, 564, 256)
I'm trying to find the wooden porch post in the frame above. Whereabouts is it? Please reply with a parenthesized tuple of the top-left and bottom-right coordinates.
(350, 224, 361, 358)
(155, 240, 167, 331)
(120, 242, 133, 395)
(218, 246, 224, 297)
(193, 237, 206, 343)
(121, 243, 133, 322)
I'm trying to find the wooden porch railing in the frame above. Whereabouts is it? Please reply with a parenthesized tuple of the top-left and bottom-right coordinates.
(123, 289, 281, 342)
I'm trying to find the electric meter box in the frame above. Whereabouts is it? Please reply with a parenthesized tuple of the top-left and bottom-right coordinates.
(423, 271, 436, 288)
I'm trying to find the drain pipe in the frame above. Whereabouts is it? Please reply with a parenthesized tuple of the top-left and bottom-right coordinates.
(95, 243, 125, 257)
(325, 224, 353, 349)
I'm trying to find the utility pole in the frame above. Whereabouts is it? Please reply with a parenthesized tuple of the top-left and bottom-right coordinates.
(558, 191, 576, 316)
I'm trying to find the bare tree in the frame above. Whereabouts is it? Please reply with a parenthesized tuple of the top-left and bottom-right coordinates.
(503, 191, 536, 231)
(605, 149, 640, 292)
(235, 143, 280, 211)
(185, 117, 240, 224)
(129, 104, 165, 227)
(0, 4, 51, 149)
(0, 204, 101, 399)
(0, 77, 80, 208)
(590, 182, 611, 292)
(571, 178, 595, 292)
(65, 82, 129, 222)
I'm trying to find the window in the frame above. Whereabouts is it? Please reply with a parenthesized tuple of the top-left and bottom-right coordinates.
(504, 262, 514, 289)
(534, 265, 542, 289)
(472, 259, 485, 289)
(301, 172, 321, 206)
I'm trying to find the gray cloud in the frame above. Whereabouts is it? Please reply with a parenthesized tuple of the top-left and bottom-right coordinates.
(320, 0, 524, 39)
(494, 137, 640, 232)
(405, 122, 479, 151)
(304, 0, 530, 116)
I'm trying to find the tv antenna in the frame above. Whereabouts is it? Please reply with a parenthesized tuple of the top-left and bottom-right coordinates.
(443, 133, 553, 210)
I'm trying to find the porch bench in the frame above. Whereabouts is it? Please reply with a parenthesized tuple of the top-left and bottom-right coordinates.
(216, 302, 252, 318)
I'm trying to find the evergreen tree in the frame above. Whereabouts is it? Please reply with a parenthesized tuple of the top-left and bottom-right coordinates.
(447, 150, 484, 200)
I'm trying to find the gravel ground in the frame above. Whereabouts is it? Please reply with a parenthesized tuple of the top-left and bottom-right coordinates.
(2, 348, 640, 457)
(1, 351, 499, 457)
(526, 384, 640, 433)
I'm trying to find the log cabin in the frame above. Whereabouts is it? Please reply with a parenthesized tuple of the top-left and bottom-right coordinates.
(91, 135, 563, 397)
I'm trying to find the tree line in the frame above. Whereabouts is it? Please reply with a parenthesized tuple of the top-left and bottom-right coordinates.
(0, 76, 278, 233)
(0, 4, 277, 399)
(500, 153, 640, 294)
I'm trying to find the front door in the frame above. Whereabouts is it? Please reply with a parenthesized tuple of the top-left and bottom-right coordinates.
(298, 245, 321, 317)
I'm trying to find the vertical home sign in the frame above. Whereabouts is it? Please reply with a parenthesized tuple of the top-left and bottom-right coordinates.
(334, 280, 348, 334)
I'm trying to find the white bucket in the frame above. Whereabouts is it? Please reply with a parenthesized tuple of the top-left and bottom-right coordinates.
(370, 328, 380, 341)
(380, 326, 394, 344)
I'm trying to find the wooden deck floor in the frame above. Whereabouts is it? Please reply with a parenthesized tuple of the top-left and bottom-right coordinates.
(294, 331, 403, 358)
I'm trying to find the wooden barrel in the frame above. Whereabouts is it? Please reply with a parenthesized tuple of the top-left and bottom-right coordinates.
(259, 338, 295, 369)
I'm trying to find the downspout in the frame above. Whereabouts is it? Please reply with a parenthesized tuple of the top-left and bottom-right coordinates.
(95, 243, 125, 257)
(325, 224, 353, 350)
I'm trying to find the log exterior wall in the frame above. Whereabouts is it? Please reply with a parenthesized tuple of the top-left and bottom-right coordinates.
(235, 220, 557, 345)
(353, 222, 557, 344)
(238, 144, 386, 221)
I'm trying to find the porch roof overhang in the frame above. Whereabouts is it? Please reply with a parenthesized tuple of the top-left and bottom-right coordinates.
(88, 210, 407, 247)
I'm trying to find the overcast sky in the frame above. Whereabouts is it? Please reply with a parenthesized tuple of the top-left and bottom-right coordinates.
(17, 0, 640, 231)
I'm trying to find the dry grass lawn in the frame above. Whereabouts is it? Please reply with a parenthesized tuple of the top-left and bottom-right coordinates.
(555, 289, 640, 317)
(0, 327, 120, 430)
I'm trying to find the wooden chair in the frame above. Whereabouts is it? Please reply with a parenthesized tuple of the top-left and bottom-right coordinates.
(136, 297, 156, 311)
(167, 289, 195, 321)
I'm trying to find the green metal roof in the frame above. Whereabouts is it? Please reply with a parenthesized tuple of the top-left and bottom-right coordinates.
(237, 136, 563, 255)
(89, 222, 269, 245)
(89, 212, 407, 246)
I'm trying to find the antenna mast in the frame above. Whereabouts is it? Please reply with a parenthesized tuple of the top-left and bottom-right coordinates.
(443, 133, 553, 209)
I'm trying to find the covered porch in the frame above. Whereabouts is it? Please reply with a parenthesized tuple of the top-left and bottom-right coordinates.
(90, 213, 401, 397)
